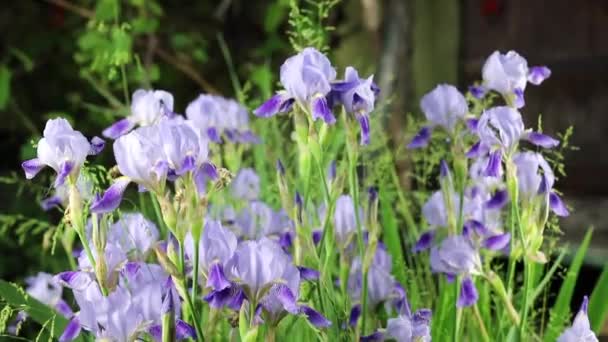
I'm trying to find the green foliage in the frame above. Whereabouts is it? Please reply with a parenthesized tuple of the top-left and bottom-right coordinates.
(0, 65, 11, 110)
(0, 280, 84, 341)
(288, 0, 340, 52)
(589, 263, 608, 333)
(543, 228, 593, 342)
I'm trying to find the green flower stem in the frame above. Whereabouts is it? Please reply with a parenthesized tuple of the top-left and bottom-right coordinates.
(473, 304, 490, 342)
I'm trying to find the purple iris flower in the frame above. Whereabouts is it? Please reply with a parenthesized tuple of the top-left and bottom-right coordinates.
(408, 84, 468, 149)
(22, 118, 93, 188)
(430, 235, 481, 307)
(91, 118, 214, 213)
(102, 89, 174, 139)
(422, 190, 461, 229)
(25, 272, 73, 318)
(41, 173, 93, 211)
(59, 263, 193, 342)
(386, 308, 432, 342)
(232, 201, 294, 243)
(331, 66, 378, 145)
(185, 220, 237, 290)
(254, 47, 337, 124)
(334, 195, 363, 250)
(231, 168, 260, 201)
(106, 213, 160, 259)
(186, 94, 258, 144)
(557, 296, 598, 342)
(474, 106, 559, 160)
(348, 247, 400, 309)
(482, 51, 551, 108)
(513, 152, 569, 216)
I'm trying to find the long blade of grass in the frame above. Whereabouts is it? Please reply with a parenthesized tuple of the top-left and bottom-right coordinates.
(543, 227, 593, 342)
(588, 262, 608, 334)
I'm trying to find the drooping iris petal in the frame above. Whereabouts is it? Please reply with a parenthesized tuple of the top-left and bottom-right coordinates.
(525, 132, 559, 148)
(413, 230, 435, 253)
(55, 271, 92, 291)
(102, 118, 135, 139)
(254, 93, 293, 117)
(274, 283, 299, 314)
(513, 88, 525, 108)
(311, 96, 336, 124)
(407, 126, 432, 149)
(88, 136, 105, 155)
(528, 66, 551, 85)
(469, 85, 487, 99)
(300, 305, 332, 328)
(59, 317, 81, 342)
(349, 304, 361, 326)
(297, 266, 320, 281)
(89, 177, 131, 214)
(483, 233, 511, 251)
(54, 161, 74, 188)
(357, 113, 371, 145)
(457, 276, 478, 307)
(550, 192, 569, 217)
(206, 262, 231, 291)
(22, 158, 45, 179)
(485, 189, 509, 209)
(176, 320, 197, 340)
(484, 150, 502, 177)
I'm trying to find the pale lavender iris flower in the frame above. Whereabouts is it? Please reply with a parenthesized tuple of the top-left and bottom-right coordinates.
(22, 118, 95, 187)
(482, 51, 551, 108)
(513, 152, 569, 216)
(186, 94, 258, 143)
(254, 47, 337, 124)
(102, 89, 174, 139)
(408, 84, 468, 149)
(231, 168, 260, 201)
(557, 296, 598, 342)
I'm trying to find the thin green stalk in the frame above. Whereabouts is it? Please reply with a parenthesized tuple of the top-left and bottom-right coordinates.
(454, 280, 462, 342)
(473, 304, 490, 342)
(192, 236, 201, 308)
(150, 193, 168, 237)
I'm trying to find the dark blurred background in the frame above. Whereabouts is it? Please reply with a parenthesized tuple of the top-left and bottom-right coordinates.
(0, 0, 607, 330)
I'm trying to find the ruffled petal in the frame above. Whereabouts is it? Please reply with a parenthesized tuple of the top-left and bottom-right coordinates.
(466, 141, 489, 158)
(102, 118, 135, 139)
(89, 177, 131, 214)
(200, 162, 218, 181)
(206, 127, 221, 143)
